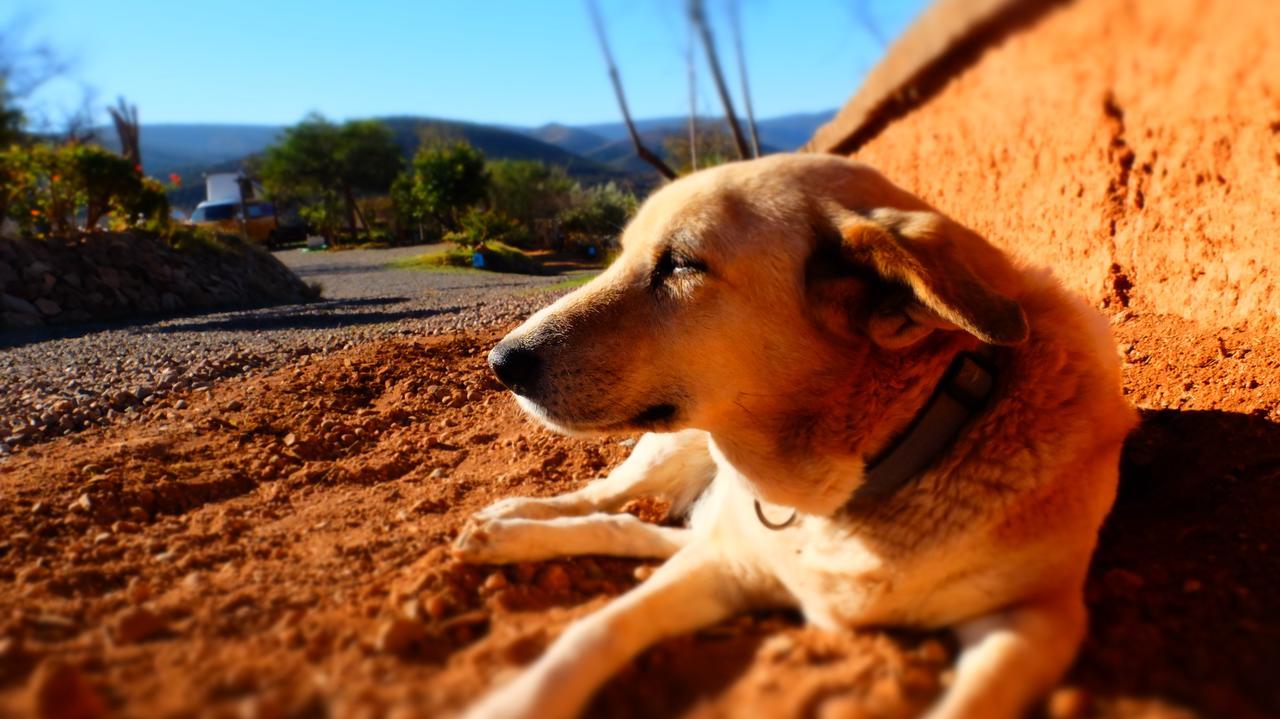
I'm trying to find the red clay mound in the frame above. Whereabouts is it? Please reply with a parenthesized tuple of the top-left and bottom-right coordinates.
(812, 0, 1280, 333)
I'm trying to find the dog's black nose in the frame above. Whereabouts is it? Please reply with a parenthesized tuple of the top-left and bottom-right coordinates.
(488, 344, 541, 393)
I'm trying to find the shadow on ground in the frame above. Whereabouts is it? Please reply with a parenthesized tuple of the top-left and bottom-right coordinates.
(1076, 408, 1280, 718)
(154, 299, 459, 334)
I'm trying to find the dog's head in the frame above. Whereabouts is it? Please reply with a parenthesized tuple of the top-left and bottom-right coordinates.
(490, 155, 1026, 507)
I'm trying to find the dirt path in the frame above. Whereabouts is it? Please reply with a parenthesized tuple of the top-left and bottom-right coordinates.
(0, 244, 588, 459)
(0, 311, 1276, 719)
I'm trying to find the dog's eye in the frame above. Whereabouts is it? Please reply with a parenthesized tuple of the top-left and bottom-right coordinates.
(651, 248, 707, 288)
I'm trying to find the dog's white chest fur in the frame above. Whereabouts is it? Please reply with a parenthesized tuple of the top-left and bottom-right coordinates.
(695, 454, 997, 632)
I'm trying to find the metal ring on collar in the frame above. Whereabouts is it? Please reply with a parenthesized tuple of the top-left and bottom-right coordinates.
(753, 499, 798, 530)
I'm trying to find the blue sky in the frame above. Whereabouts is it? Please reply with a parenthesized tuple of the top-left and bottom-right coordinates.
(14, 0, 927, 127)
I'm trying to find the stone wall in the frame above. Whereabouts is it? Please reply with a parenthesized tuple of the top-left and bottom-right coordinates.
(809, 0, 1280, 332)
(0, 232, 314, 330)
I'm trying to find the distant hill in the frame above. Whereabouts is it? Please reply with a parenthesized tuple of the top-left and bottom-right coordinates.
(569, 110, 834, 152)
(376, 117, 626, 187)
(96, 123, 283, 178)
(94, 110, 832, 208)
(527, 123, 610, 156)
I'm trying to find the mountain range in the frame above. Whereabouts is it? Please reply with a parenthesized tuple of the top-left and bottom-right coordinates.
(94, 110, 834, 207)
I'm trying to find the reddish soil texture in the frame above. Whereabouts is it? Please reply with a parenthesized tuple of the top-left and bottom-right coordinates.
(0, 312, 1277, 719)
(829, 0, 1280, 333)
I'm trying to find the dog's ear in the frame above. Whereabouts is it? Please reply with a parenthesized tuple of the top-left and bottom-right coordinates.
(809, 207, 1028, 349)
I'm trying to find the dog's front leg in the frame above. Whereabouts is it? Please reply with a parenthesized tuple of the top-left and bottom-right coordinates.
(473, 428, 715, 522)
(462, 545, 739, 719)
(927, 593, 1086, 719)
(453, 513, 690, 563)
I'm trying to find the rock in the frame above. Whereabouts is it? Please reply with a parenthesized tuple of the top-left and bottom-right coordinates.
(2, 311, 43, 328)
(283, 432, 298, 447)
(24, 260, 53, 278)
(110, 607, 166, 644)
(537, 564, 571, 593)
(70, 494, 92, 514)
(1, 293, 39, 315)
(34, 298, 61, 316)
(375, 617, 427, 656)
(1046, 686, 1092, 719)
(29, 660, 107, 719)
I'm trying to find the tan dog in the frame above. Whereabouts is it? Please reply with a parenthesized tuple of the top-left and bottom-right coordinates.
(454, 154, 1135, 719)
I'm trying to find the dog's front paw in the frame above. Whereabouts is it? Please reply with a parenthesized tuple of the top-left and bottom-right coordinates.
(452, 519, 498, 563)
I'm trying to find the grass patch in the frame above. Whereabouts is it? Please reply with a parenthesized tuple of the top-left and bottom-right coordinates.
(391, 242, 548, 275)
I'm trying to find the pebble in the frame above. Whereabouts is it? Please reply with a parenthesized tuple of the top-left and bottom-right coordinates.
(29, 660, 107, 719)
(1046, 686, 1092, 718)
(110, 607, 167, 644)
(537, 565, 572, 593)
(375, 618, 427, 656)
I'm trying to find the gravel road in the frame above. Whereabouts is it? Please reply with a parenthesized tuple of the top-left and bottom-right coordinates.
(0, 244, 588, 456)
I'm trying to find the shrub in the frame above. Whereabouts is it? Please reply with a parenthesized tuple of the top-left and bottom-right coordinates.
(443, 207, 528, 250)
(486, 159, 576, 247)
(0, 141, 170, 237)
(557, 182, 638, 251)
(399, 140, 488, 233)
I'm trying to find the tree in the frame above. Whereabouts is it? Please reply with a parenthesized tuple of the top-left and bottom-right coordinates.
(0, 77, 23, 146)
(558, 182, 638, 250)
(402, 140, 488, 232)
(260, 114, 402, 241)
(487, 159, 576, 244)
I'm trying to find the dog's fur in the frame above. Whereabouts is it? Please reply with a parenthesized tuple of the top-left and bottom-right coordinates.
(454, 155, 1136, 719)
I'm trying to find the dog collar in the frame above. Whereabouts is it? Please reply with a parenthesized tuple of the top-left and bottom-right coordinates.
(753, 345, 998, 530)
(852, 345, 998, 504)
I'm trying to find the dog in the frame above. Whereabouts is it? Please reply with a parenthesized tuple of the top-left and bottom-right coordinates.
(453, 154, 1136, 719)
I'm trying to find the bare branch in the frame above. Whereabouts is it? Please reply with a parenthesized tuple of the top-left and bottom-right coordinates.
(686, 22, 698, 171)
(585, 0, 678, 180)
(728, 0, 760, 157)
(688, 0, 750, 161)
(108, 97, 141, 166)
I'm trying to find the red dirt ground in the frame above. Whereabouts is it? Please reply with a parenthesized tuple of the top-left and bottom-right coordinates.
(1, 307, 1277, 719)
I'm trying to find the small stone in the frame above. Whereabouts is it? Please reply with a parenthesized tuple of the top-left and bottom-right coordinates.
(29, 660, 107, 719)
(1, 292, 39, 316)
(34, 298, 61, 316)
(632, 565, 656, 582)
(618, 437, 638, 448)
(424, 593, 449, 620)
(283, 432, 297, 447)
(69, 494, 92, 514)
(483, 572, 509, 591)
(537, 564, 571, 593)
(428, 468, 445, 480)
(174, 399, 187, 410)
(1046, 686, 1092, 719)
(110, 607, 166, 644)
(375, 617, 427, 656)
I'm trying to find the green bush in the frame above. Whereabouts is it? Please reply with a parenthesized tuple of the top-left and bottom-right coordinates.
(0, 141, 170, 237)
(486, 159, 576, 247)
(443, 207, 528, 250)
(399, 141, 488, 232)
(557, 182, 637, 252)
